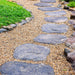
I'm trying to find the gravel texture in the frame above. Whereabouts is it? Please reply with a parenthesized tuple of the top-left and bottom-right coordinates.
(0, 0, 75, 75)
(45, 17, 68, 23)
(45, 11, 66, 16)
(34, 34, 67, 44)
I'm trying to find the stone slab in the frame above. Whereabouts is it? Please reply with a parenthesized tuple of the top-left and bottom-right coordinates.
(13, 44, 50, 61)
(70, 11, 75, 19)
(66, 36, 75, 49)
(69, 20, 75, 25)
(34, 3, 53, 7)
(0, 61, 55, 75)
(45, 11, 66, 16)
(38, 7, 61, 11)
(41, 24, 68, 33)
(34, 34, 67, 44)
(40, 0, 56, 3)
(10, 24, 17, 28)
(45, 17, 68, 23)
(0, 28, 7, 33)
(72, 32, 75, 36)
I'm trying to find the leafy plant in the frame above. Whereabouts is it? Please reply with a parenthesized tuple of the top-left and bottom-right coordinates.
(68, 1, 75, 7)
(0, 0, 31, 28)
(64, 0, 75, 2)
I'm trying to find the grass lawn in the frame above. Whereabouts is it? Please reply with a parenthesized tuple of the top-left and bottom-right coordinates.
(68, 1, 75, 7)
(0, 0, 31, 28)
(62, 0, 75, 7)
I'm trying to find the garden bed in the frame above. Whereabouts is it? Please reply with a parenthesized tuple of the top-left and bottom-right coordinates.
(0, 0, 31, 28)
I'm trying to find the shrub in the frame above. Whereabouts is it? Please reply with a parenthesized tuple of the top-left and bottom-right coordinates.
(0, 0, 31, 28)
(68, 1, 75, 7)
(64, 0, 75, 2)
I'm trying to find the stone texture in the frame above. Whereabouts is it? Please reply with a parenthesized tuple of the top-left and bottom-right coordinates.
(40, 0, 56, 3)
(34, 34, 67, 44)
(20, 20, 27, 25)
(73, 25, 75, 30)
(10, 24, 17, 28)
(0, 61, 55, 75)
(70, 11, 75, 19)
(64, 5, 69, 9)
(61, 1, 68, 5)
(57, 4, 62, 8)
(69, 20, 75, 25)
(34, 3, 53, 7)
(68, 20, 75, 30)
(68, 51, 75, 61)
(45, 17, 68, 23)
(66, 36, 75, 49)
(45, 11, 66, 16)
(14, 44, 50, 61)
(41, 24, 68, 33)
(0, 28, 7, 33)
(26, 17, 32, 22)
(38, 7, 61, 11)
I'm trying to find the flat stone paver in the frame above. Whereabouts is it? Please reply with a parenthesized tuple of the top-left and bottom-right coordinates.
(45, 11, 66, 16)
(13, 44, 50, 61)
(40, 0, 56, 3)
(38, 7, 61, 11)
(41, 24, 68, 33)
(34, 3, 53, 7)
(45, 17, 68, 23)
(34, 34, 67, 44)
(0, 61, 55, 75)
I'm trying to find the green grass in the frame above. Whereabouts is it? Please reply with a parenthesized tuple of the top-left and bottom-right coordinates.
(0, 0, 31, 28)
(62, 0, 75, 7)
(68, 1, 75, 7)
(63, 0, 75, 2)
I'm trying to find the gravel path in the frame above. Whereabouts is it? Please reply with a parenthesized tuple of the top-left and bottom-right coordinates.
(0, 0, 75, 75)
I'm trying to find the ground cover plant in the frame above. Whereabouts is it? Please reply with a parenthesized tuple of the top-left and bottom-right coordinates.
(0, 0, 31, 28)
(68, 1, 75, 7)
(61, 0, 75, 7)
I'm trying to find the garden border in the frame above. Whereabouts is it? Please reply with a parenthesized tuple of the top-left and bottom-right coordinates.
(0, 3, 34, 33)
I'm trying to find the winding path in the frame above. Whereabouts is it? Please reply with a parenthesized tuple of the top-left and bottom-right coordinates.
(0, 0, 75, 75)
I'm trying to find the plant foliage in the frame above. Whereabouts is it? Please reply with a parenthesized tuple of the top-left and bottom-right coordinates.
(0, 0, 31, 28)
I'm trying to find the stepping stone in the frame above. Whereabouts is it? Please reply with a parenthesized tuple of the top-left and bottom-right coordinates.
(66, 36, 75, 49)
(0, 61, 55, 75)
(34, 3, 53, 7)
(38, 7, 61, 11)
(70, 11, 75, 19)
(69, 20, 75, 25)
(40, 0, 56, 3)
(72, 32, 75, 36)
(13, 44, 50, 61)
(34, 34, 67, 44)
(45, 11, 66, 16)
(45, 17, 68, 23)
(41, 24, 68, 33)
(68, 20, 75, 30)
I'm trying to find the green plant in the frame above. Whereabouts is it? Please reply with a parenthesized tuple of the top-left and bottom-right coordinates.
(68, 1, 75, 7)
(0, 0, 31, 28)
(64, 0, 75, 2)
